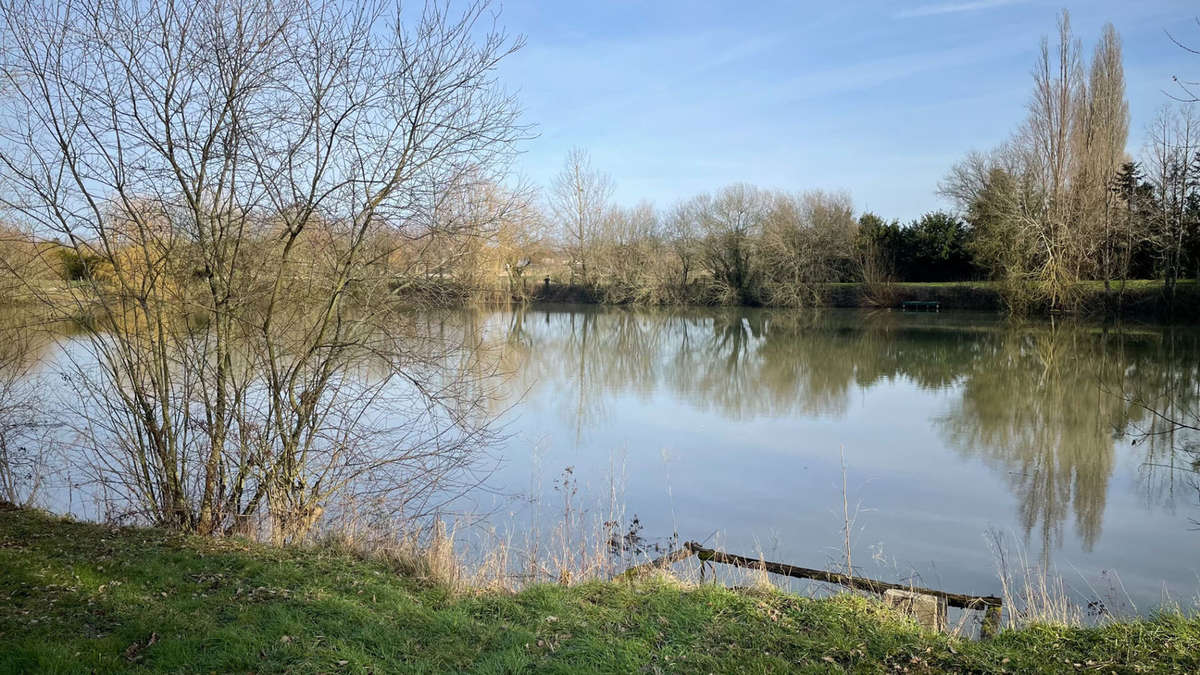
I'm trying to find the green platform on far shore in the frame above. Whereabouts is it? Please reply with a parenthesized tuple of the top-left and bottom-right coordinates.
(900, 301, 941, 312)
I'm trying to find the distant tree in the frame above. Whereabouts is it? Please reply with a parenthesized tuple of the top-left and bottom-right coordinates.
(1103, 162, 1155, 297)
(940, 12, 1131, 311)
(1145, 105, 1199, 304)
(52, 246, 100, 282)
(664, 201, 700, 291)
(855, 213, 904, 284)
(1024, 9, 1085, 307)
(759, 190, 857, 306)
(693, 184, 768, 305)
(593, 201, 666, 303)
(965, 167, 1044, 312)
(1187, 159, 1200, 280)
(905, 212, 975, 282)
(1070, 23, 1130, 284)
(550, 148, 613, 285)
(0, 225, 39, 300)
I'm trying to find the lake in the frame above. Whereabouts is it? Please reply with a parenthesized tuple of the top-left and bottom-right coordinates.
(10, 304, 1200, 615)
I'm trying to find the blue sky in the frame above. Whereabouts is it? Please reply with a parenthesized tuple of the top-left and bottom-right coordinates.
(493, 0, 1197, 221)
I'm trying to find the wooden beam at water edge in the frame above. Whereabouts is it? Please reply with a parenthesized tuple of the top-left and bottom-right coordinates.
(686, 543, 1001, 610)
(618, 542, 1004, 637)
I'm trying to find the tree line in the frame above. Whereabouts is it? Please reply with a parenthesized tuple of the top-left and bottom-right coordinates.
(4, 10, 1199, 317)
(5, 10, 1198, 316)
(530, 11, 1199, 312)
(535, 147, 980, 306)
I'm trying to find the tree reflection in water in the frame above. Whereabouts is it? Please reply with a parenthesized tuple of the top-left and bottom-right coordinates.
(497, 307, 1200, 561)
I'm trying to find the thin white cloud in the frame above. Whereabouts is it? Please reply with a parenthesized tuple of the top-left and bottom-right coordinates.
(895, 0, 1026, 19)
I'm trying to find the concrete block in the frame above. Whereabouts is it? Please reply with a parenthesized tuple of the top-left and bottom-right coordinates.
(883, 589, 947, 632)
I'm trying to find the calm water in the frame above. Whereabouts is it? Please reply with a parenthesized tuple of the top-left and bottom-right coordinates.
(12, 305, 1200, 612)
(476, 306, 1200, 610)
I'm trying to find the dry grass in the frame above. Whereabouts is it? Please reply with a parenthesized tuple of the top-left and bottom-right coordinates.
(984, 527, 1142, 629)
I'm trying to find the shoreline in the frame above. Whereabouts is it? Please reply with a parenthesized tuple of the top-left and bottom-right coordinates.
(523, 279, 1200, 322)
(2, 504, 1198, 672)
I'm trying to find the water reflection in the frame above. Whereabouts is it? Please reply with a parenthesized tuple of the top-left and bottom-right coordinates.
(940, 326, 1122, 558)
(495, 307, 1200, 560)
(7, 303, 1200, 593)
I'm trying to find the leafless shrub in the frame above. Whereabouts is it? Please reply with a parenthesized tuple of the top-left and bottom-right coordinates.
(0, 0, 528, 540)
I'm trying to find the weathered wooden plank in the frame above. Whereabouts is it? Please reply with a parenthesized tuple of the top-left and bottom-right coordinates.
(614, 542, 1005, 637)
(684, 542, 1001, 610)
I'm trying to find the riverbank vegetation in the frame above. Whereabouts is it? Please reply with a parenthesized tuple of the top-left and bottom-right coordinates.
(3, 505, 1199, 673)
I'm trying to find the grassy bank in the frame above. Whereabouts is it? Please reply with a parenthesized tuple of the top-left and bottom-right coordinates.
(824, 282, 1005, 311)
(2, 506, 1199, 673)
(529, 279, 1200, 321)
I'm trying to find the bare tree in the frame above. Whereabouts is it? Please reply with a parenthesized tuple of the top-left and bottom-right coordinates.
(0, 0, 526, 540)
(591, 201, 668, 303)
(1145, 104, 1199, 304)
(490, 185, 548, 301)
(443, 180, 546, 301)
(942, 12, 1131, 312)
(1024, 9, 1085, 308)
(693, 184, 769, 305)
(759, 190, 858, 307)
(1074, 23, 1130, 291)
(550, 148, 613, 285)
(942, 144, 1047, 313)
(663, 201, 700, 292)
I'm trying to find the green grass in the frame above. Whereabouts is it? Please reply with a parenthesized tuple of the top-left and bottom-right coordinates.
(2, 506, 1199, 673)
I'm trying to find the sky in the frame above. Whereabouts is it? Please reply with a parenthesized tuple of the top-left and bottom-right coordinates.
(490, 0, 1198, 222)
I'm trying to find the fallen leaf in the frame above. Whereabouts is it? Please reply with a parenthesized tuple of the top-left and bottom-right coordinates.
(123, 632, 159, 662)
